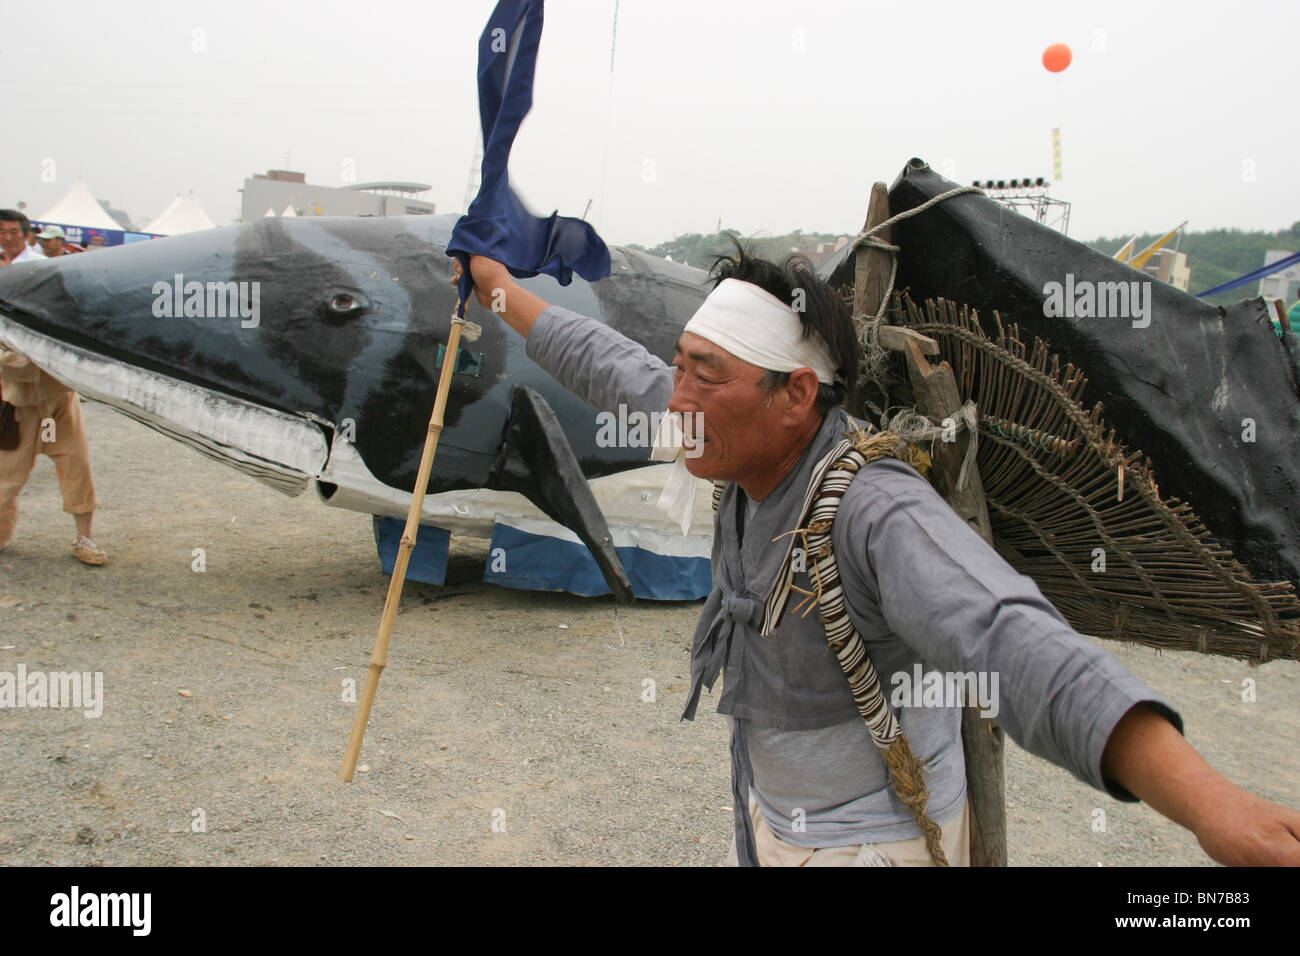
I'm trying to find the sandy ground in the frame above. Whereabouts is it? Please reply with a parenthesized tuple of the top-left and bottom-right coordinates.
(0, 400, 1296, 867)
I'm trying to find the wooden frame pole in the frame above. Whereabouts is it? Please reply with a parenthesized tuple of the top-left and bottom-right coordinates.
(855, 184, 1008, 866)
(339, 306, 470, 782)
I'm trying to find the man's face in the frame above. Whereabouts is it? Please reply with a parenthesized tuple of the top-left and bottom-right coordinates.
(669, 331, 793, 488)
(0, 221, 25, 259)
(39, 236, 64, 257)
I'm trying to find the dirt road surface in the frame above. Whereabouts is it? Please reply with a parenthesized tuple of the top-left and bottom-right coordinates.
(1, 401, 1296, 866)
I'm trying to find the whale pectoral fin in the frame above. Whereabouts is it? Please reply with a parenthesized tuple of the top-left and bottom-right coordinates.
(488, 386, 634, 604)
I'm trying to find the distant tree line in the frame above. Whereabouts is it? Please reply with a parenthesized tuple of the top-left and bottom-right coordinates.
(626, 222, 1300, 309)
(625, 229, 848, 270)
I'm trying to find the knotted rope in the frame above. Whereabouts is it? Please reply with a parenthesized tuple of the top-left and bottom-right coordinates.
(881, 401, 980, 492)
(852, 185, 984, 399)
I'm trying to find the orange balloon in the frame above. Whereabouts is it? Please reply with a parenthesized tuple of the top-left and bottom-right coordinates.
(1043, 43, 1072, 73)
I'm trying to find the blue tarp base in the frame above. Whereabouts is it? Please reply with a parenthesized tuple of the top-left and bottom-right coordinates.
(483, 522, 711, 601)
(371, 516, 451, 586)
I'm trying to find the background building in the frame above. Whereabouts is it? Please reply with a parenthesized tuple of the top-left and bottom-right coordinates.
(1258, 249, 1300, 304)
(238, 170, 436, 221)
(1142, 248, 1191, 292)
(789, 234, 850, 268)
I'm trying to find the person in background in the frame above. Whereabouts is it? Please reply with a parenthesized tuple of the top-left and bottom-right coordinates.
(0, 341, 106, 565)
(0, 216, 103, 562)
(37, 225, 68, 258)
(0, 210, 43, 265)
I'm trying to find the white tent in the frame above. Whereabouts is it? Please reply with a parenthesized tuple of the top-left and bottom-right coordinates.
(145, 195, 181, 231)
(35, 178, 123, 231)
(144, 191, 218, 235)
(263, 207, 277, 217)
(281, 204, 298, 218)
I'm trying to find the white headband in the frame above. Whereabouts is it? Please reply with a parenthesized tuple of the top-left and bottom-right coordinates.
(682, 278, 836, 384)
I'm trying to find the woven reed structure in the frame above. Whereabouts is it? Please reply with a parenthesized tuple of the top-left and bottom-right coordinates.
(860, 293, 1300, 664)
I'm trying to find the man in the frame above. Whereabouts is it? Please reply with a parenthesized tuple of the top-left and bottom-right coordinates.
(456, 248, 1300, 867)
(37, 224, 67, 258)
(0, 343, 106, 564)
(0, 210, 43, 265)
(0, 220, 101, 562)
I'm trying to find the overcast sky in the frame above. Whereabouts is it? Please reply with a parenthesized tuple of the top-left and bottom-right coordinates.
(2, 0, 1295, 247)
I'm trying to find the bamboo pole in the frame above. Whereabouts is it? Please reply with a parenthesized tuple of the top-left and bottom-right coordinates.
(339, 304, 471, 782)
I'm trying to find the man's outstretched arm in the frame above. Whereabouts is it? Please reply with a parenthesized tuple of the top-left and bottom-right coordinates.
(1102, 702, 1300, 866)
(837, 461, 1300, 868)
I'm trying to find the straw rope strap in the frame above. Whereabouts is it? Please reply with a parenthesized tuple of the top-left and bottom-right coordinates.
(771, 427, 948, 866)
(715, 430, 947, 863)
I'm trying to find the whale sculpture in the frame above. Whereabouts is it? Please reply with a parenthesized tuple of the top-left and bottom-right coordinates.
(0, 212, 710, 599)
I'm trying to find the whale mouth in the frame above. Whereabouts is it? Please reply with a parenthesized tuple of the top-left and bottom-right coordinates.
(0, 310, 330, 496)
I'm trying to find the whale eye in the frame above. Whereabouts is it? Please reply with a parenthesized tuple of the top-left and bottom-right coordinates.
(320, 289, 368, 325)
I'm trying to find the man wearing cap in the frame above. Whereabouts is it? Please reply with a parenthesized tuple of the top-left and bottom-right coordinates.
(457, 248, 1300, 867)
(37, 225, 68, 258)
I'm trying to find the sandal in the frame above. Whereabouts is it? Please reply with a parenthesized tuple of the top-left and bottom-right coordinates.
(71, 536, 107, 566)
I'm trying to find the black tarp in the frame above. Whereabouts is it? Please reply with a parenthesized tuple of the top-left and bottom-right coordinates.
(822, 159, 1300, 591)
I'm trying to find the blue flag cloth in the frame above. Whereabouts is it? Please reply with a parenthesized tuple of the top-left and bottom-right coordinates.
(447, 0, 611, 310)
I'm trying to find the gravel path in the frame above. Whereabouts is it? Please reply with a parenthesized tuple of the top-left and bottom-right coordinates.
(0, 401, 1295, 866)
